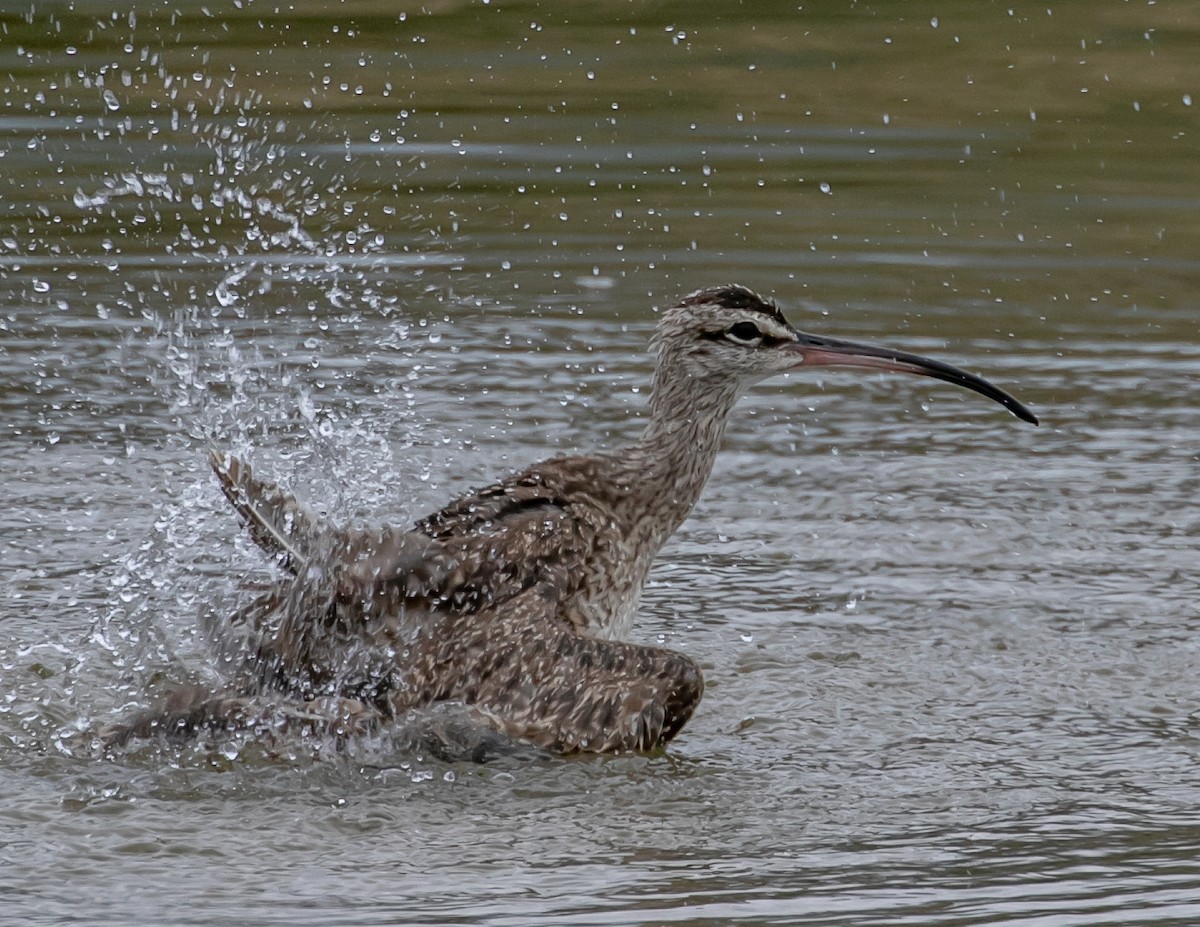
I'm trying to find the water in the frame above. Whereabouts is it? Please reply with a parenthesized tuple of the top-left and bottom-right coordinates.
(3, 2, 1200, 924)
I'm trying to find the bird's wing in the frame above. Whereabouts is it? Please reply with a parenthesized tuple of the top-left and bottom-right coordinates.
(98, 685, 382, 749)
(209, 449, 327, 574)
(209, 450, 452, 598)
(414, 466, 610, 618)
(413, 590, 704, 754)
(333, 524, 453, 600)
(416, 469, 575, 539)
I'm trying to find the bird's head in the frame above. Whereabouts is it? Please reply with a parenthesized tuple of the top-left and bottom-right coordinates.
(651, 284, 1038, 425)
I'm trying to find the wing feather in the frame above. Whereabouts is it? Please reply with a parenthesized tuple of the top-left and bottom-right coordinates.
(209, 449, 452, 597)
(209, 448, 324, 574)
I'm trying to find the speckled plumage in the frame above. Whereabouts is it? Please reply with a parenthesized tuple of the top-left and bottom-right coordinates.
(104, 284, 1036, 757)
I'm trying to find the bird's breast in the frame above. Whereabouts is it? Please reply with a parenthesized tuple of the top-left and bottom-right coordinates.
(560, 533, 655, 641)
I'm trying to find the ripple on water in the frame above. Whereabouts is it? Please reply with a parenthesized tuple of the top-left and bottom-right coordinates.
(5, 2, 1200, 924)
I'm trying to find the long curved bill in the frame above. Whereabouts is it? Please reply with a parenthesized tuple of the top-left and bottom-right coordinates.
(789, 332, 1039, 425)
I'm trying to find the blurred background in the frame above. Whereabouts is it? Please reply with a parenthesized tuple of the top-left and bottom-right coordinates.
(2, 3, 1199, 925)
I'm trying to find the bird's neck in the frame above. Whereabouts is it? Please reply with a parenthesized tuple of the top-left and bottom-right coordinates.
(616, 359, 743, 545)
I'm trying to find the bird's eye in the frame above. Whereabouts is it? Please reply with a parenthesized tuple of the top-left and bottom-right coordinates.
(725, 321, 763, 345)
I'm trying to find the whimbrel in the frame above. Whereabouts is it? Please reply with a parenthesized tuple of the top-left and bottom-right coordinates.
(107, 285, 1036, 757)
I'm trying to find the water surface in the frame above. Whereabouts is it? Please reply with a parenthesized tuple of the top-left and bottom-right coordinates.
(3, 2, 1200, 924)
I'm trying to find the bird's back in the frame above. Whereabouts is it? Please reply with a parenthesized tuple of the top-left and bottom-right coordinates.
(206, 447, 660, 708)
(412, 452, 646, 637)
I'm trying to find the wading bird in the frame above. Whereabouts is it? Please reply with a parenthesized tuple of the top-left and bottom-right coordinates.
(105, 285, 1036, 757)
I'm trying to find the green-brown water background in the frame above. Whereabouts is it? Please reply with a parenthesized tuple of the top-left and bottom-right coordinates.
(3, 2, 1200, 924)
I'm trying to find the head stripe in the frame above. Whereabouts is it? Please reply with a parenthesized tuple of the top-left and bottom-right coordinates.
(678, 285, 788, 326)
